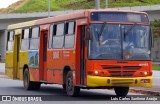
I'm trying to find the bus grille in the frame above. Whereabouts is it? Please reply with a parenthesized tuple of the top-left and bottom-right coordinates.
(101, 65, 141, 76)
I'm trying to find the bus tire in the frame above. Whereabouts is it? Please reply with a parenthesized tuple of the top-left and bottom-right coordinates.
(62, 84, 66, 90)
(66, 71, 80, 97)
(114, 87, 129, 96)
(23, 69, 34, 90)
(33, 82, 41, 90)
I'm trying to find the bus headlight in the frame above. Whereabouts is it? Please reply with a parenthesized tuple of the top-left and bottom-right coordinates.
(144, 71, 148, 76)
(94, 70, 99, 75)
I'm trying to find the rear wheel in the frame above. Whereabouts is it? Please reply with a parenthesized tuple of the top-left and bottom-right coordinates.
(66, 71, 80, 97)
(114, 87, 129, 96)
(23, 68, 41, 90)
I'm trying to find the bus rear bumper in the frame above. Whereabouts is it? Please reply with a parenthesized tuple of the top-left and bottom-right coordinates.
(87, 75, 152, 88)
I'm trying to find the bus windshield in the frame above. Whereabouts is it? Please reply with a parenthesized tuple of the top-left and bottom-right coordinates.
(88, 24, 151, 60)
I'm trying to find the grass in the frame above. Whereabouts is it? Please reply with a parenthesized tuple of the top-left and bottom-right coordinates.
(153, 66, 160, 71)
(13, 0, 160, 13)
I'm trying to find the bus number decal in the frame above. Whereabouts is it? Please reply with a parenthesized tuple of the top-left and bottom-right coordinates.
(63, 51, 70, 57)
(53, 52, 60, 59)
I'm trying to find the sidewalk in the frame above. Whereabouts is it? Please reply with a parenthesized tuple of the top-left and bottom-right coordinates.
(130, 86, 160, 96)
(130, 70, 160, 96)
(0, 63, 5, 78)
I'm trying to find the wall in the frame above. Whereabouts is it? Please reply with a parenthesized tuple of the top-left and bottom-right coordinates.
(0, 30, 7, 60)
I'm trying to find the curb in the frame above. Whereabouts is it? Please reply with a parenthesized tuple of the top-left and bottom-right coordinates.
(0, 75, 6, 78)
(0, 75, 9, 79)
(0, 72, 4, 75)
(0, 72, 9, 79)
(130, 89, 160, 96)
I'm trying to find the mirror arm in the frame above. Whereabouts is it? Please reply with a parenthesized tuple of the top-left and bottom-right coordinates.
(86, 26, 92, 40)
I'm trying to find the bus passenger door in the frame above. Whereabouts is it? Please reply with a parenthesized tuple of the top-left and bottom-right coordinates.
(39, 30, 48, 81)
(13, 29, 21, 79)
(80, 26, 86, 85)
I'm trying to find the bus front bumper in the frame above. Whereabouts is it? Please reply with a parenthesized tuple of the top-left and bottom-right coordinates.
(87, 75, 152, 88)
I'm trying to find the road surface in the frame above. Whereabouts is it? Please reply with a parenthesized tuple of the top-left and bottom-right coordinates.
(0, 78, 139, 96)
(0, 78, 159, 104)
(0, 64, 160, 103)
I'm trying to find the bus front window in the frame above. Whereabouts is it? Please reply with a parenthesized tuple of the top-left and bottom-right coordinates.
(122, 25, 151, 60)
(89, 24, 122, 59)
(89, 24, 151, 60)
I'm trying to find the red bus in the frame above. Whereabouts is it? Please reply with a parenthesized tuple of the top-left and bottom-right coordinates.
(6, 10, 153, 96)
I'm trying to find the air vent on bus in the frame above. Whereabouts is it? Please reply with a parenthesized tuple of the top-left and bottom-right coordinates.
(109, 71, 136, 76)
(101, 65, 141, 77)
(101, 65, 121, 70)
(123, 66, 141, 70)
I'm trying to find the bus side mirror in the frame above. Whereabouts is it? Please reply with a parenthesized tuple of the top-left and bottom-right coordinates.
(86, 27, 93, 40)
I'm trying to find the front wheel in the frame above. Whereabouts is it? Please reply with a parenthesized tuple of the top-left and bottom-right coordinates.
(66, 71, 80, 97)
(114, 87, 129, 96)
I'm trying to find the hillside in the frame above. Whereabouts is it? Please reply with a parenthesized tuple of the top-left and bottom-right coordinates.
(0, 0, 27, 13)
(1, 0, 160, 13)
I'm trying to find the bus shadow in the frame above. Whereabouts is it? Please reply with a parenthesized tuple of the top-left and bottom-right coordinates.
(34, 85, 115, 101)
(9, 84, 127, 101)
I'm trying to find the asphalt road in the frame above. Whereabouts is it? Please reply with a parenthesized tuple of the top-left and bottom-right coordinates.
(152, 70, 160, 86)
(0, 78, 159, 104)
(0, 64, 160, 104)
(0, 78, 139, 96)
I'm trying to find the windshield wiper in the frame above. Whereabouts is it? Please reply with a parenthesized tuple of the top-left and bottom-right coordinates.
(123, 23, 137, 46)
(124, 23, 137, 36)
(98, 22, 107, 45)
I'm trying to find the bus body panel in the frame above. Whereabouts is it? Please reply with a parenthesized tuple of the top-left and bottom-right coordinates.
(28, 50, 39, 81)
(19, 51, 28, 80)
(86, 60, 152, 77)
(46, 49, 76, 84)
(86, 60, 152, 88)
(87, 75, 152, 88)
(5, 51, 14, 79)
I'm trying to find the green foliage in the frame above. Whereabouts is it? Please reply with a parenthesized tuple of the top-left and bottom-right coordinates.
(152, 19, 160, 27)
(85, 3, 91, 9)
(153, 66, 160, 71)
(13, 0, 160, 13)
(151, 19, 160, 38)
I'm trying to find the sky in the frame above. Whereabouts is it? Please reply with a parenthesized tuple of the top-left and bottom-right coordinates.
(0, 0, 20, 8)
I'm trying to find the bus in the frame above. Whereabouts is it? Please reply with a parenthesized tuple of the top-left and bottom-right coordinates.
(5, 10, 153, 96)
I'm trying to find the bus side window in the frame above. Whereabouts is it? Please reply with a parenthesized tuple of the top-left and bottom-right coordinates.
(48, 24, 53, 49)
(7, 31, 14, 51)
(21, 29, 30, 50)
(64, 21, 75, 48)
(52, 23, 65, 49)
(30, 27, 40, 50)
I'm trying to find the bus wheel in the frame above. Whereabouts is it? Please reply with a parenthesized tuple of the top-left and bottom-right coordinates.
(62, 84, 66, 90)
(33, 82, 41, 90)
(66, 71, 80, 97)
(23, 69, 33, 90)
(114, 87, 129, 96)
